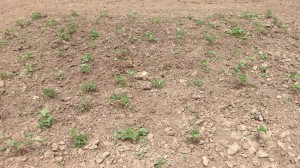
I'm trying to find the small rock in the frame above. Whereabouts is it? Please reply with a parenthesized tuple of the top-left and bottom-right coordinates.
(96, 158, 104, 164)
(55, 157, 63, 162)
(0, 80, 4, 88)
(276, 95, 282, 99)
(51, 143, 59, 152)
(84, 139, 100, 150)
(257, 149, 268, 158)
(135, 71, 148, 80)
(44, 150, 54, 158)
(227, 142, 240, 155)
(32, 96, 39, 100)
(147, 133, 154, 140)
(279, 131, 290, 139)
(102, 152, 110, 158)
(252, 157, 261, 166)
(143, 82, 152, 90)
(202, 156, 209, 166)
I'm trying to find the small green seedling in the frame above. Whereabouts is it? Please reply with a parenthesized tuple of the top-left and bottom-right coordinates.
(253, 22, 267, 34)
(42, 87, 56, 98)
(114, 128, 147, 142)
(125, 69, 137, 76)
(71, 10, 79, 16)
(31, 12, 42, 20)
(4, 28, 14, 36)
(115, 48, 127, 59)
(142, 32, 158, 42)
(57, 29, 70, 41)
(110, 93, 129, 107)
(194, 18, 204, 25)
(89, 29, 100, 39)
(115, 75, 127, 88)
(200, 60, 209, 71)
(227, 27, 251, 40)
(67, 22, 76, 34)
(6, 133, 45, 155)
(23, 64, 37, 75)
(69, 128, 88, 148)
(38, 107, 54, 128)
(79, 64, 91, 73)
(47, 18, 58, 26)
(154, 157, 167, 168)
(290, 83, 300, 92)
(81, 82, 96, 92)
(239, 12, 258, 20)
(0, 71, 12, 80)
(203, 34, 219, 45)
(257, 125, 267, 133)
(151, 78, 165, 89)
(233, 62, 248, 86)
(187, 129, 201, 142)
(53, 69, 65, 80)
(176, 28, 185, 39)
(77, 98, 91, 113)
(188, 77, 203, 87)
(82, 53, 92, 63)
(16, 19, 30, 27)
(18, 51, 33, 63)
(260, 66, 268, 78)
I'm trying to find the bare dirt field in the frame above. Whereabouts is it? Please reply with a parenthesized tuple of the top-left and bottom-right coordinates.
(1, 0, 300, 168)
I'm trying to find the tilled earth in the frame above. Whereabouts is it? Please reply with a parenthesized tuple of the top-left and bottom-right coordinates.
(0, 2, 300, 168)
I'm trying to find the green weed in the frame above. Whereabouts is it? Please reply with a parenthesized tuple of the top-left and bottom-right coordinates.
(176, 28, 185, 39)
(257, 124, 267, 133)
(89, 29, 100, 39)
(115, 75, 127, 88)
(125, 69, 137, 76)
(6, 133, 45, 155)
(114, 128, 147, 142)
(42, 87, 56, 98)
(79, 64, 91, 74)
(188, 77, 203, 87)
(67, 22, 76, 34)
(81, 82, 96, 92)
(227, 27, 251, 40)
(194, 18, 204, 25)
(233, 62, 248, 85)
(47, 18, 58, 26)
(31, 12, 42, 20)
(16, 19, 30, 27)
(23, 64, 37, 75)
(71, 10, 79, 17)
(290, 83, 300, 92)
(82, 53, 92, 63)
(151, 78, 165, 89)
(53, 69, 65, 80)
(203, 34, 219, 45)
(0, 71, 12, 80)
(142, 32, 158, 42)
(57, 29, 70, 41)
(110, 93, 129, 107)
(18, 51, 33, 63)
(38, 107, 54, 128)
(154, 157, 167, 168)
(187, 129, 201, 142)
(69, 128, 88, 148)
(239, 12, 258, 20)
(260, 66, 268, 78)
(77, 98, 91, 113)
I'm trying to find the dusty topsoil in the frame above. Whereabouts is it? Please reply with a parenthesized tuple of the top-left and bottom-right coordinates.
(1, 0, 300, 168)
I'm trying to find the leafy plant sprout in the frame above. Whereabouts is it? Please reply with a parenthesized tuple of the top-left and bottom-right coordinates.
(176, 28, 185, 39)
(38, 107, 54, 128)
(110, 93, 129, 107)
(114, 128, 147, 142)
(6, 133, 45, 155)
(69, 128, 88, 148)
(77, 98, 91, 113)
(31, 12, 42, 20)
(142, 32, 158, 42)
(89, 29, 100, 39)
(151, 78, 165, 89)
(82, 53, 92, 63)
(79, 64, 91, 74)
(42, 87, 56, 98)
(115, 75, 127, 88)
(227, 27, 251, 40)
(80, 82, 96, 92)
(187, 129, 201, 142)
(154, 157, 167, 168)
(188, 77, 203, 87)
